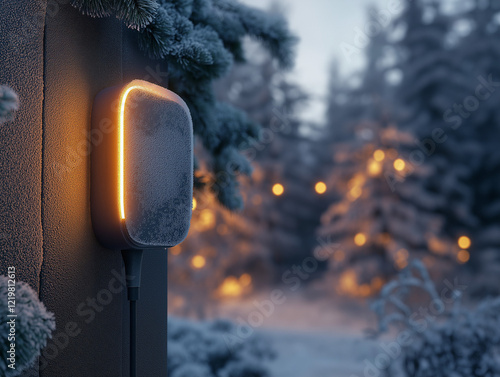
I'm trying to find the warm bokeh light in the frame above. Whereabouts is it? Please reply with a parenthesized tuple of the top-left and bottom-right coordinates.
(191, 255, 206, 269)
(170, 245, 182, 255)
(393, 158, 406, 171)
(199, 209, 215, 230)
(349, 186, 362, 201)
(373, 149, 385, 162)
(218, 276, 243, 297)
(367, 160, 382, 177)
(354, 233, 367, 246)
(192, 198, 197, 210)
(334, 250, 345, 262)
(428, 236, 448, 255)
(458, 236, 471, 249)
(339, 269, 357, 294)
(315, 181, 327, 194)
(457, 249, 470, 264)
(272, 183, 284, 196)
(396, 259, 408, 269)
(239, 273, 252, 287)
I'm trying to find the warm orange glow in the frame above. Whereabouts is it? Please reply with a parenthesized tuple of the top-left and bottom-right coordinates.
(354, 233, 367, 246)
(191, 255, 206, 269)
(334, 250, 345, 262)
(458, 236, 471, 249)
(315, 181, 327, 194)
(239, 273, 252, 287)
(118, 81, 174, 220)
(339, 269, 358, 293)
(349, 186, 362, 201)
(428, 237, 448, 255)
(396, 248, 409, 260)
(170, 245, 182, 255)
(192, 198, 197, 210)
(373, 149, 385, 162)
(394, 159, 406, 172)
(198, 209, 215, 231)
(272, 183, 284, 196)
(367, 160, 382, 177)
(359, 284, 371, 297)
(396, 259, 408, 269)
(457, 249, 470, 264)
(218, 276, 242, 297)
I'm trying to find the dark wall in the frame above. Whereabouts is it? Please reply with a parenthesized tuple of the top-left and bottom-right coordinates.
(0, 2, 169, 376)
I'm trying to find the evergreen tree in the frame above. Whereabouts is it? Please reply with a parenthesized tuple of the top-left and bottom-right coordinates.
(316, 3, 472, 295)
(72, 0, 297, 209)
(453, 0, 500, 287)
(168, 48, 312, 317)
(394, 0, 480, 260)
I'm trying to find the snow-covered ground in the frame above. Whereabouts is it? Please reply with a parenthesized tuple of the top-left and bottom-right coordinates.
(262, 329, 380, 377)
(215, 287, 386, 377)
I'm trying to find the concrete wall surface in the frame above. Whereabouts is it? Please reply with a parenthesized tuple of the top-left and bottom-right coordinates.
(0, 2, 169, 376)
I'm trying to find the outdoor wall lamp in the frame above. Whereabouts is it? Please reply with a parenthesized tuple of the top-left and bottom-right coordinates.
(91, 79, 193, 377)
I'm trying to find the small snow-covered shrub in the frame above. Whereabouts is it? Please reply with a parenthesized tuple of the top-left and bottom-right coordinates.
(0, 86, 19, 124)
(371, 260, 500, 377)
(168, 317, 274, 377)
(0, 275, 56, 377)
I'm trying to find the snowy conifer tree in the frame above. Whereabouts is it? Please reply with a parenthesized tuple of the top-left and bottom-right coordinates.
(72, 0, 297, 209)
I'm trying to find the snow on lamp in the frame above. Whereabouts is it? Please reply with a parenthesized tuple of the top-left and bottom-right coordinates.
(91, 79, 193, 250)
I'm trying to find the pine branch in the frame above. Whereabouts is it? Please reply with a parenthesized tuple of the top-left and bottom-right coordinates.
(114, 0, 159, 30)
(70, 0, 114, 17)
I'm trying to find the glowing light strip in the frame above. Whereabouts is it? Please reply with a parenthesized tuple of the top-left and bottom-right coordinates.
(118, 81, 171, 220)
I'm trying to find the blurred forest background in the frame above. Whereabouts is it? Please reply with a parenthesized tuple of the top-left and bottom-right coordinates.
(168, 0, 500, 326)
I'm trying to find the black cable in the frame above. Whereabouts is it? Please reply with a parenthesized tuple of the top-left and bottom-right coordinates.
(122, 250, 143, 377)
(130, 299, 137, 377)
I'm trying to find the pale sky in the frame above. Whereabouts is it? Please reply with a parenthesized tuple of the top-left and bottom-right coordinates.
(240, 0, 391, 123)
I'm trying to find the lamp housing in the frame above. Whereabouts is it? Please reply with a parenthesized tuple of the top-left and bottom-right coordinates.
(91, 80, 193, 250)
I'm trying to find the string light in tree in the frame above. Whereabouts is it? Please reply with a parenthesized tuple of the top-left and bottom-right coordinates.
(457, 250, 470, 264)
(393, 158, 406, 172)
(191, 255, 206, 269)
(272, 183, 285, 196)
(315, 181, 327, 194)
(367, 160, 382, 177)
(458, 236, 471, 249)
(373, 149, 385, 162)
(354, 233, 367, 246)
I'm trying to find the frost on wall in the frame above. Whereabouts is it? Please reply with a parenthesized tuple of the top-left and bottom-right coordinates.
(71, 0, 297, 209)
(371, 260, 500, 377)
(0, 86, 19, 124)
(168, 317, 275, 377)
(0, 275, 55, 377)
